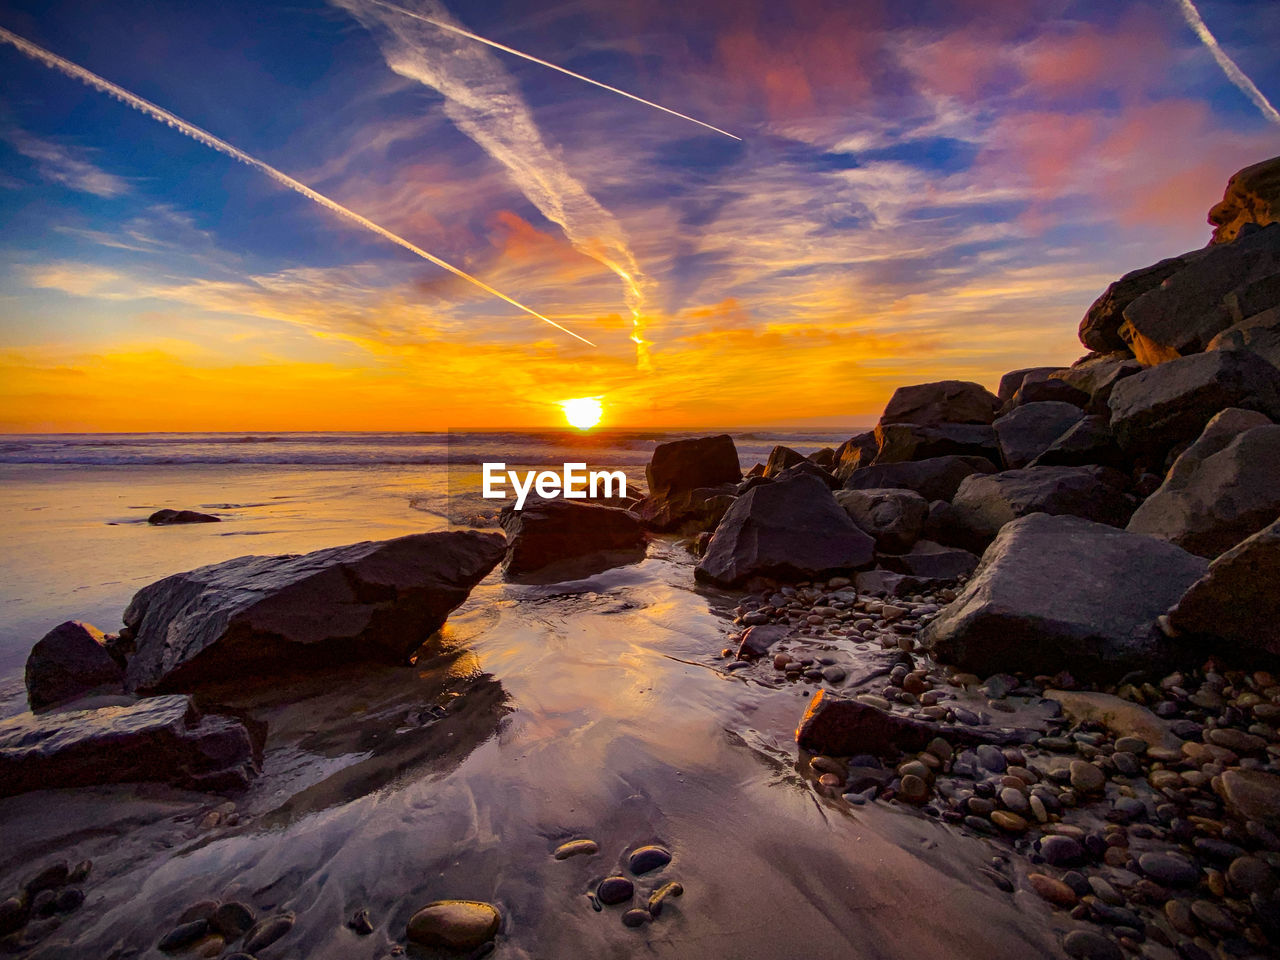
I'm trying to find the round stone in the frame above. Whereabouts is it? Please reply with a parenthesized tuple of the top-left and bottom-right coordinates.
(926, 737, 953, 763)
(210, 902, 255, 938)
(976, 745, 1007, 772)
(597, 877, 634, 906)
(1189, 899, 1235, 933)
(1115, 737, 1148, 755)
(1164, 899, 1196, 935)
(1029, 794, 1049, 823)
(1069, 760, 1106, 793)
(1041, 835, 1086, 867)
(899, 774, 930, 804)
(1138, 853, 1199, 889)
(553, 839, 599, 860)
(158, 920, 209, 953)
(244, 913, 295, 953)
(1000, 787, 1030, 815)
(1063, 929, 1123, 960)
(1029, 873, 1078, 907)
(1227, 856, 1278, 896)
(628, 845, 672, 875)
(621, 908, 649, 928)
(407, 901, 500, 950)
(991, 810, 1028, 833)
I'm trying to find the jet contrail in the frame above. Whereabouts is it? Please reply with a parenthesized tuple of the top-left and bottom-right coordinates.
(1174, 0, 1280, 126)
(0, 24, 595, 345)
(366, 0, 741, 141)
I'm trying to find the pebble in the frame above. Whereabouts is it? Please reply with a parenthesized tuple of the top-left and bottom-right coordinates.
(857, 694, 892, 711)
(991, 811, 1027, 833)
(66, 860, 92, 885)
(1164, 899, 1196, 935)
(54, 888, 84, 913)
(1000, 787, 1030, 816)
(1029, 795, 1049, 823)
(1188, 900, 1235, 934)
(244, 912, 295, 953)
(647, 881, 683, 917)
(347, 908, 374, 936)
(1138, 853, 1199, 889)
(1029, 874, 1078, 907)
(159, 919, 209, 952)
(554, 839, 599, 860)
(628, 845, 672, 875)
(926, 737, 953, 763)
(1205, 728, 1265, 754)
(899, 774, 930, 804)
(1063, 928, 1123, 960)
(1089, 877, 1123, 906)
(178, 901, 219, 924)
(30, 891, 55, 918)
(1115, 737, 1148, 755)
(976, 745, 1007, 772)
(210, 902, 255, 938)
(598, 877, 634, 906)
(621, 908, 649, 928)
(822, 665, 846, 683)
(1227, 855, 1278, 896)
(1069, 760, 1105, 794)
(407, 901, 500, 950)
(1041, 836, 1087, 867)
(0, 898, 24, 937)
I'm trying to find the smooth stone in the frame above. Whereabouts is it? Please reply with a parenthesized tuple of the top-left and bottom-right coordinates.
(1227, 856, 1278, 896)
(991, 810, 1028, 833)
(53, 888, 84, 913)
(621, 908, 649, 928)
(1089, 877, 1124, 906)
(347, 908, 374, 936)
(1189, 899, 1235, 933)
(159, 920, 209, 952)
(976, 744, 1007, 772)
(243, 913, 295, 953)
(178, 901, 220, 924)
(553, 839, 599, 860)
(0, 898, 25, 937)
(1138, 853, 1200, 889)
(1029, 873, 1079, 907)
(1063, 928, 1124, 960)
(597, 877, 634, 906)
(1115, 736, 1148, 755)
(1070, 760, 1106, 793)
(628, 845, 672, 875)
(647, 881, 684, 918)
(1165, 899, 1197, 935)
(900, 774, 930, 804)
(1042, 835, 1087, 867)
(1000, 787, 1030, 815)
(210, 902, 255, 938)
(407, 901, 500, 950)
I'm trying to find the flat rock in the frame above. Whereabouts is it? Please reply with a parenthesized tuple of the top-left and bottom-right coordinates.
(879, 540, 979, 580)
(879, 380, 1001, 427)
(833, 488, 929, 553)
(795, 690, 937, 756)
(993, 402, 1087, 469)
(1126, 416, 1280, 558)
(148, 509, 220, 525)
(843, 455, 997, 502)
(695, 475, 874, 588)
(1167, 517, 1280, 655)
(923, 514, 1208, 680)
(500, 499, 645, 581)
(0, 694, 257, 796)
(123, 531, 505, 692)
(1216, 769, 1280, 831)
(645, 434, 741, 498)
(24, 620, 123, 711)
(1043, 690, 1182, 754)
(407, 901, 500, 950)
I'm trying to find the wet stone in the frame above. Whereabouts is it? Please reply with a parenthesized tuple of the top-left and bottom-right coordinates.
(991, 810, 1028, 833)
(30, 891, 55, 918)
(1115, 737, 1148, 755)
(24, 862, 68, 897)
(407, 901, 500, 950)
(1042, 836, 1087, 867)
(1069, 760, 1106, 793)
(554, 839, 599, 860)
(1164, 899, 1197, 935)
(1138, 853, 1199, 889)
(628, 845, 672, 875)
(66, 860, 92, 885)
(1227, 856, 1278, 896)
(900, 774, 930, 804)
(244, 912, 295, 953)
(53, 888, 84, 913)
(621, 908, 649, 928)
(1030, 873, 1079, 907)
(976, 745, 1007, 772)
(159, 919, 210, 953)
(348, 908, 374, 936)
(1063, 928, 1124, 960)
(0, 898, 25, 937)
(1189, 899, 1235, 933)
(647, 881, 684, 918)
(178, 901, 219, 925)
(210, 902, 255, 938)
(597, 877, 634, 906)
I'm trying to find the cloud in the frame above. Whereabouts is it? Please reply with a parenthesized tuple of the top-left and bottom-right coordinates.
(1, 128, 130, 197)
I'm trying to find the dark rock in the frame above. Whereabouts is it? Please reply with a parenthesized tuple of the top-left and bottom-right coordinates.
(872, 422, 999, 466)
(843, 456, 997, 502)
(244, 912, 295, 953)
(833, 488, 929, 553)
(832, 432, 879, 481)
(1108, 349, 1280, 455)
(24, 862, 68, 896)
(1041, 835, 1087, 867)
(53, 888, 83, 913)
(0, 897, 25, 937)
(809, 447, 836, 469)
(0, 694, 258, 796)
(948, 466, 1132, 550)
(1080, 256, 1192, 353)
(1216, 769, 1280, 831)
(123, 531, 505, 692)
(1209, 155, 1280, 244)
(24, 620, 124, 711)
(994, 402, 1087, 468)
(736, 625, 788, 660)
(1052, 353, 1144, 414)
(795, 690, 938, 756)
(1063, 929, 1123, 960)
(148, 509, 220, 525)
(348, 908, 374, 936)
(923, 514, 1208, 680)
(879, 381, 1001, 426)
(159, 919, 210, 952)
(1127, 415, 1280, 557)
(1137, 853, 1200, 889)
(919, 499, 971, 549)
(1209, 307, 1280, 369)
(1168, 517, 1280, 655)
(695, 475, 875, 588)
(628, 846, 672, 875)
(1029, 416, 1126, 469)
(645, 434, 741, 497)
(880, 540, 979, 581)
(210, 902, 255, 938)
(774, 460, 840, 489)
(597, 876, 634, 905)
(621, 908, 649, 927)
(854, 569, 947, 598)
(633, 485, 736, 533)
(998, 367, 1061, 403)
(1005, 378, 1088, 411)
(499, 499, 645, 581)
(763, 445, 806, 477)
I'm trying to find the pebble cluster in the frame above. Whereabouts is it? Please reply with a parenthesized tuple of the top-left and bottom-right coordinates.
(157, 900, 291, 958)
(554, 838, 684, 929)
(722, 576, 1280, 960)
(0, 858, 90, 950)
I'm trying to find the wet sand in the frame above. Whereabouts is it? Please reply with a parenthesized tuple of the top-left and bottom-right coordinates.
(0, 543, 1063, 958)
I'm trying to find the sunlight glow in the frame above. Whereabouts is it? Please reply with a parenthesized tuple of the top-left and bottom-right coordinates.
(560, 397, 603, 430)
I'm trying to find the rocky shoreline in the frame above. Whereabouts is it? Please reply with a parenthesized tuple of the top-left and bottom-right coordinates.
(1, 156, 1278, 958)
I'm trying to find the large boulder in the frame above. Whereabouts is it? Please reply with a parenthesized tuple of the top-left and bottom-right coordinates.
(879, 381, 1001, 426)
(1209, 307, 1280, 370)
(879, 540, 979, 581)
(843, 456, 997, 502)
(997, 367, 1060, 403)
(1051, 352, 1143, 414)
(1119, 224, 1280, 364)
(645, 434, 741, 497)
(763, 445, 806, 478)
(1167, 518, 1280, 655)
(775, 459, 840, 489)
(1126, 412, 1280, 557)
(632, 485, 737, 533)
(923, 514, 1209, 680)
(695, 475, 875, 588)
(871, 423, 999, 466)
(1208, 155, 1280, 244)
(24, 621, 123, 711)
(123, 532, 506, 692)
(833, 488, 929, 553)
(1028, 415, 1126, 469)
(1079, 257, 1192, 353)
(993, 401, 1087, 469)
(949, 466, 1132, 550)
(832, 431, 879, 481)
(1003, 378, 1088, 411)
(0, 695, 258, 796)
(499, 500, 645, 581)
(1107, 349, 1280, 455)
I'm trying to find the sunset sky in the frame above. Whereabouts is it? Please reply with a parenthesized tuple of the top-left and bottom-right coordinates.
(1, 0, 1277, 431)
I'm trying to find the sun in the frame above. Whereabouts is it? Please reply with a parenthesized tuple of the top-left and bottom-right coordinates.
(560, 396, 603, 430)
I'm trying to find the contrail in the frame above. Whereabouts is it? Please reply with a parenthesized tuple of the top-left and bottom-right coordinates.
(367, 0, 741, 141)
(1173, 0, 1280, 126)
(0, 24, 595, 346)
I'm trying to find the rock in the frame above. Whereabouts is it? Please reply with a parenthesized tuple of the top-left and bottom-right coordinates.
(998, 367, 1061, 403)
(645, 434, 741, 497)
(0, 694, 257, 796)
(1080, 256, 1193, 353)
(763, 445, 806, 477)
(1043, 691, 1182, 754)
(159, 919, 209, 952)
(628, 846, 672, 875)
(948, 466, 1132, 550)
(1063, 929, 1123, 960)
(795, 690, 938, 756)
(774, 460, 840, 489)
(1028, 416, 1126, 469)
(695, 475, 874, 588)
(621, 908, 649, 927)
(553, 839, 599, 860)
(993, 402, 1087, 469)
(1208, 155, 1280, 244)
(348, 908, 374, 935)
(809, 447, 836, 469)
(1119, 225, 1280, 362)
(1126, 419, 1280, 558)
(1216, 770, 1280, 831)
(879, 540, 979, 581)
(1052, 353, 1144, 413)
(1004, 379, 1089, 413)
(597, 877, 634, 905)
(148, 509, 220, 525)
(833, 432, 880, 481)
(1137, 853, 1199, 889)
(853, 569, 946, 598)
(123, 531, 505, 692)
(1029, 873, 1079, 907)
(1168, 518, 1280, 654)
(23, 621, 123, 711)
(243, 913, 295, 952)
(633, 485, 737, 533)
(407, 901, 499, 950)
(25, 862, 68, 896)
(1209, 306, 1280, 370)
(736, 625, 788, 660)
(1227, 856, 1278, 896)
(833, 488, 929, 553)
(647, 881, 683, 918)
(872, 423, 999, 466)
(499, 500, 645, 581)
(1069, 760, 1105, 793)
(843, 456, 997, 502)
(923, 514, 1208, 680)
(0, 897, 24, 936)
(879, 380, 1001, 426)
(1108, 339, 1280, 455)
(210, 902, 255, 938)
(1041, 835, 1087, 867)
(899, 774, 929, 803)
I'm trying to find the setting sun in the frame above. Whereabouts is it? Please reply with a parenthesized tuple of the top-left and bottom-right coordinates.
(560, 396, 603, 430)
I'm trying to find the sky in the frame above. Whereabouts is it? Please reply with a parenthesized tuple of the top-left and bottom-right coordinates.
(0, 0, 1277, 432)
